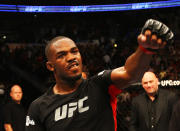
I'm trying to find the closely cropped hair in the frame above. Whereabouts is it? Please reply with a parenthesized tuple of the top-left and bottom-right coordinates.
(45, 36, 70, 60)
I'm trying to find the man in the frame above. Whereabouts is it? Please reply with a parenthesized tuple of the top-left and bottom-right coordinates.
(3, 84, 26, 131)
(25, 19, 174, 131)
(169, 100, 180, 131)
(129, 72, 178, 131)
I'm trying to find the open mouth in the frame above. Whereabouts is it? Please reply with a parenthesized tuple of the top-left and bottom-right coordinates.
(67, 62, 79, 70)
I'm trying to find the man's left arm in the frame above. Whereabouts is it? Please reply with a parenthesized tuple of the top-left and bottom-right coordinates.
(111, 19, 174, 89)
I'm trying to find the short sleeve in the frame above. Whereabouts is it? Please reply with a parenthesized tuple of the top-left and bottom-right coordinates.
(25, 101, 44, 131)
(91, 70, 113, 89)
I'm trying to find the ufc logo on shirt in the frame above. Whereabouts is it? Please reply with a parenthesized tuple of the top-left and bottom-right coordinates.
(55, 96, 89, 121)
(26, 116, 35, 126)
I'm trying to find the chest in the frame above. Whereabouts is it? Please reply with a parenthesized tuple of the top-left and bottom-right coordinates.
(39, 83, 112, 131)
(8, 104, 26, 122)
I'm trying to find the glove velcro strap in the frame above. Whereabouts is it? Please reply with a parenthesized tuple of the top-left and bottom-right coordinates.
(139, 45, 157, 55)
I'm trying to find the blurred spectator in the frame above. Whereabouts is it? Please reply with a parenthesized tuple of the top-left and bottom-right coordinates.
(117, 91, 131, 131)
(3, 84, 26, 131)
(129, 72, 178, 131)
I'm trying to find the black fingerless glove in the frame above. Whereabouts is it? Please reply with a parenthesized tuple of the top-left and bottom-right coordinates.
(140, 19, 174, 54)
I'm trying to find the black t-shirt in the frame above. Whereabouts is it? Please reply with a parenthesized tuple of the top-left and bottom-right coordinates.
(26, 70, 120, 131)
(3, 100, 26, 131)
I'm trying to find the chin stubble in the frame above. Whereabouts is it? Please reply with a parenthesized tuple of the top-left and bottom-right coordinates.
(61, 74, 82, 84)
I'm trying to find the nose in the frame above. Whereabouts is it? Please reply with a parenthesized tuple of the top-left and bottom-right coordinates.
(147, 82, 151, 87)
(66, 53, 76, 63)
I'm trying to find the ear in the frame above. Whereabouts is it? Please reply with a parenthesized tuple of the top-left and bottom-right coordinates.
(10, 92, 12, 97)
(46, 61, 54, 71)
(156, 77, 159, 83)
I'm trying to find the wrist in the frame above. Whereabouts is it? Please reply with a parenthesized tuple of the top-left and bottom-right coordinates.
(139, 45, 156, 55)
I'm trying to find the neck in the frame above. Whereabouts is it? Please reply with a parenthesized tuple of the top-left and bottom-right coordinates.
(147, 92, 157, 101)
(53, 78, 82, 95)
(149, 95, 155, 101)
(14, 100, 20, 104)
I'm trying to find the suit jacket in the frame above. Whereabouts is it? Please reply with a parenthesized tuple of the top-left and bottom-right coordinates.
(169, 100, 180, 131)
(129, 89, 178, 131)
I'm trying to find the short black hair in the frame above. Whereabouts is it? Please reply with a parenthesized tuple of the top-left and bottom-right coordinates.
(45, 36, 70, 60)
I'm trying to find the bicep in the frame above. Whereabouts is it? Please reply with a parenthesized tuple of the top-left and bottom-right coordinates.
(111, 66, 133, 89)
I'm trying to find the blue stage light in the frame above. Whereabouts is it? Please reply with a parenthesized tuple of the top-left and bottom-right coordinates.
(0, 0, 179, 13)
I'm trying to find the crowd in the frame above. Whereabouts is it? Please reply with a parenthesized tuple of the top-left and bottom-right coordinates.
(0, 37, 179, 88)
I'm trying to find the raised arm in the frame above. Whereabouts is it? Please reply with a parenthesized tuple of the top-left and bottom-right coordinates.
(111, 19, 174, 89)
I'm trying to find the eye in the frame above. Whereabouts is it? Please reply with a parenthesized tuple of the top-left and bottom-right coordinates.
(57, 52, 66, 59)
(71, 48, 79, 54)
(150, 80, 153, 83)
(57, 54, 63, 59)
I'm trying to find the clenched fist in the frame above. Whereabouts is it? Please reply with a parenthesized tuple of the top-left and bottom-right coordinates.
(138, 19, 174, 54)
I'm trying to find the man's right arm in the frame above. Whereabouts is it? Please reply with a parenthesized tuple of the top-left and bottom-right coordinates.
(3, 104, 13, 131)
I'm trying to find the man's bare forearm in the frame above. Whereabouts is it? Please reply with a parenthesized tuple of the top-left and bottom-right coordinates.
(111, 47, 152, 89)
(124, 47, 152, 82)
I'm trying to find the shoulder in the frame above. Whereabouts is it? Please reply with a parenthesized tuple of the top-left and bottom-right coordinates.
(159, 89, 178, 103)
(159, 89, 169, 93)
(90, 70, 111, 78)
(133, 93, 145, 100)
(89, 70, 112, 84)
(130, 93, 146, 110)
(4, 101, 15, 108)
(28, 92, 48, 112)
(132, 93, 145, 104)
(159, 89, 176, 97)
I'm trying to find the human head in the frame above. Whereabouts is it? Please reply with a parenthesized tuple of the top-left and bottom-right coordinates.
(10, 84, 23, 104)
(141, 72, 159, 96)
(45, 36, 83, 83)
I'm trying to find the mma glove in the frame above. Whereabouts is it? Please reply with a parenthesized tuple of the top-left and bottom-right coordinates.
(139, 19, 174, 54)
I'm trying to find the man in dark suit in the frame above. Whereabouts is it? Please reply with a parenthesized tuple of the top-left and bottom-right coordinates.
(129, 71, 178, 131)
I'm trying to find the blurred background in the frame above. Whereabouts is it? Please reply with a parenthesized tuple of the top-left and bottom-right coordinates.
(0, 0, 180, 130)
